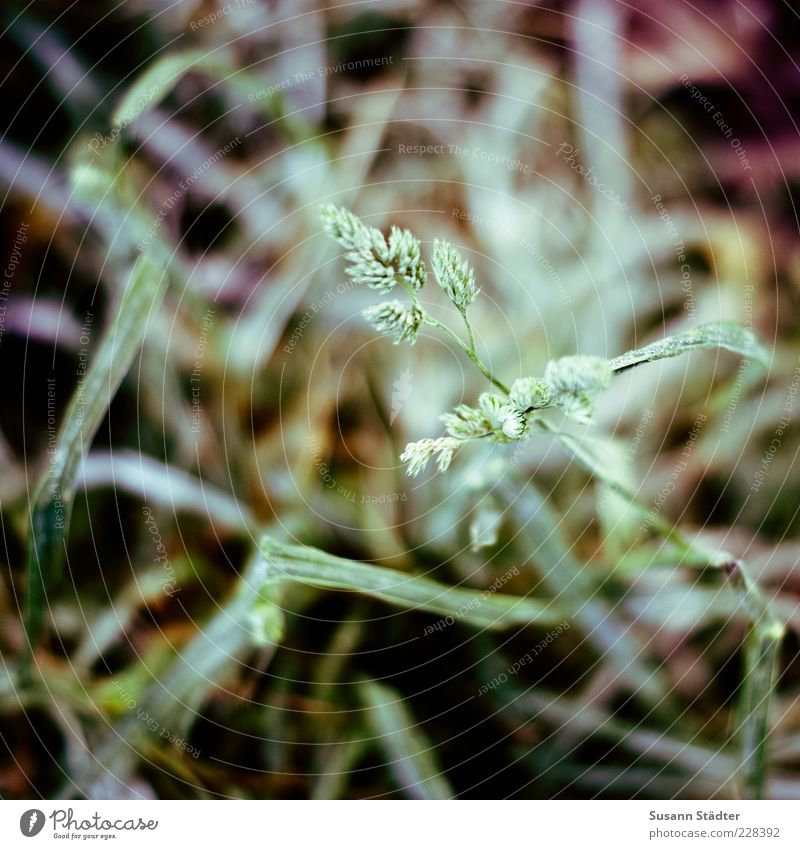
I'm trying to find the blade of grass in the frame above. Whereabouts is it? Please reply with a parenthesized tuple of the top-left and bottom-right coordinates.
(72, 556, 196, 670)
(474, 649, 738, 794)
(61, 553, 276, 797)
(538, 420, 784, 797)
(310, 736, 370, 800)
(24, 253, 167, 659)
(77, 449, 255, 533)
(526, 690, 736, 784)
(258, 536, 564, 631)
(358, 678, 453, 800)
(609, 321, 769, 374)
(111, 49, 229, 127)
(494, 473, 674, 712)
(725, 559, 785, 800)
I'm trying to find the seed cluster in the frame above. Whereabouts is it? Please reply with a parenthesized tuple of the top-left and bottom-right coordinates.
(321, 205, 615, 476)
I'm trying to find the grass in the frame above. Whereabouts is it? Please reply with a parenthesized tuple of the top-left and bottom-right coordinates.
(1, 0, 799, 801)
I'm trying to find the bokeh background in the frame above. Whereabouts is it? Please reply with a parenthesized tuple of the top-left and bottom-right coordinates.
(2, 0, 800, 799)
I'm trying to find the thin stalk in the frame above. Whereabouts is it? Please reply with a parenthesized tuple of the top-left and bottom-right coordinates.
(358, 678, 454, 799)
(463, 311, 478, 354)
(397, 277, 509, 393)
(23, 253, 167, 669)
(61, 553, 275, 796)
(537, 419, 700, 560)
(259, 536, 564, 630)
(729, 564, 785, 799)
(423, 315, 508, 393)
(536, 416, 784, 799)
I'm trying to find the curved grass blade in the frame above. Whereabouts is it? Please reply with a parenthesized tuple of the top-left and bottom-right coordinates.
(60, 553, 285, 797)
(78, 449, 255, 533)
(495, 472, 674, 712)
(311, 736, 370, 800)
(258, 536, 564, 631)
(725, 559, 786, 799)
(609, 321, 769, 374)
(736, 621, 783, 799)
(24, 254, 167, 657)
(358, 678, 453, 799)
(112, 49, 226, 127)
(538, 418, 784, 796)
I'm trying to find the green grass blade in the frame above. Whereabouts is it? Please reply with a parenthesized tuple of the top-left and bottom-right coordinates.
(24, 253, 167, 654)
(112, 49, 223, 127)
(736, 622, 783, 799)
(539, 419, 784, 793)
(258, 536, 564, 630)
(495, 474, 674, 712)
(358, 678, 453, 799)
(61, 554, 272, 796)
(726, 560, 785, 799)
(78, 449, 255, 533)
(609, 321, 769, 373)
(311, 736, 370, 800)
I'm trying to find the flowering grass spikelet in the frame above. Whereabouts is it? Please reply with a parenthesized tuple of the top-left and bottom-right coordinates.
(544, 355, 612, 424)
(362, 300, 423, 345)
(345, 229, 397, 292)
(477, 392, 528, 442)
(401, 437, 461, 476)
(432, 240, 478, 311)
(388, 226, 426, 290)
(320, 204, 367, 251)
(434, 437, 460, 473)
(440, 404, 488, 439)
(321, 205, 399, 292)
(477, 392, 508, 426)
(319, 209, 759, 475)
(498, 406, 528, 439)
(509, 376, 552, 411)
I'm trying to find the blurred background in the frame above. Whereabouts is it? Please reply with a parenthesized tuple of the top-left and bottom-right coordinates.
(1, 0, 800, 799)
